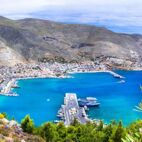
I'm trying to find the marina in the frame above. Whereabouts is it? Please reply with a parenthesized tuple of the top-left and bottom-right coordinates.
(0, 71, 141, 125)
(58, 93, 90, 126)
(0, 68, 125, 97)
(0, 79, 19, 96)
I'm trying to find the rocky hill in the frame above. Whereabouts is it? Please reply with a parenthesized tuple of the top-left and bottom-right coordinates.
(0, 116, 45, 142)
(0, 16, 141, 67)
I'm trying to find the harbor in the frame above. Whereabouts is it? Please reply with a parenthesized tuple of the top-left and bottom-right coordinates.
(0, 61, 125, 97)
(57, 93, 91, 126)
(0, 79, 19, 96)
(0, 70, 141, 125)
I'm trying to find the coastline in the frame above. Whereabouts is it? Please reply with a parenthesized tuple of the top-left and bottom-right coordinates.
(0, 69, 126, 97)
(0, 66, 141, 126)
(0, 62, 141, 97)
(0, 79, 19, 96)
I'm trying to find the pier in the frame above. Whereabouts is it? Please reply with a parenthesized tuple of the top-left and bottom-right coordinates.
(58, 93, 90, 126)
(107, 71, 125, 79)
(0, 79, 19, 96)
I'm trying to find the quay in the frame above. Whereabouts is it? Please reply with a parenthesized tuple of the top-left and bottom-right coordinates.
(58, 93, 90, 126)
(107, 71, 125, 79)
(0, 79, 19, 96)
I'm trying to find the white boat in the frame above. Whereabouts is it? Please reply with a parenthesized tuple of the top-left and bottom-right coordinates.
(118, 80, 125, 83)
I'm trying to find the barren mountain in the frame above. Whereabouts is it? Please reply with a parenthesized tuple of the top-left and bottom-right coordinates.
(0, 16, 141, 67)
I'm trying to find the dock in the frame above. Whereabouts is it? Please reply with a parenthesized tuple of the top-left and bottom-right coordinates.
(0, 79, 19, 96)
(107, 71, 125, 79)
(58, 93, 90, 126)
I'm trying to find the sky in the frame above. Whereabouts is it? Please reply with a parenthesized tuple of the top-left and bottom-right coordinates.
(0, 0, 142, 34)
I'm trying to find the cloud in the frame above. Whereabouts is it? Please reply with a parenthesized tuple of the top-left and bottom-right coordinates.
(0, 0, 141, 15)
(0, 0, 67, 15)
(0, 0, 142, 33)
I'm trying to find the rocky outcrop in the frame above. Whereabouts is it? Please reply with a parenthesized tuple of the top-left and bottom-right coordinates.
(0, 117, 45, 142)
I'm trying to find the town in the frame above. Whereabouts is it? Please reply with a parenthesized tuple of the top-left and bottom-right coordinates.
(0, 58, 137, 96)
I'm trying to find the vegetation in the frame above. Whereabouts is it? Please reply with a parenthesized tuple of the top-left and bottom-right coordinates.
(21, 115, 34, 134)
(0, 113, 4, 119)
(20, 115, 142, 142)
(0, 113, 142, 142)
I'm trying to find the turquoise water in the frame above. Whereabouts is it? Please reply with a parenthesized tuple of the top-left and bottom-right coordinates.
(0, 71, 142, 125)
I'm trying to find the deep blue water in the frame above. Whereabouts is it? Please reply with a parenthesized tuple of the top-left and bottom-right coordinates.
(0, 71, 142, 126)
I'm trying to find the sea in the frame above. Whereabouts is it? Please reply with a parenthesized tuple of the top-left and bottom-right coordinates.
(0, 70, 142, 126)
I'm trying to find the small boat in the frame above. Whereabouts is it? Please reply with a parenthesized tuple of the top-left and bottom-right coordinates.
(5, 93, 19, 97)
(54, 120, 61, 123)
(57, 114, 63, 118)
(11, 85, 20, 88)
(118, 80, 125, 83)
(140, 85, 142, 91)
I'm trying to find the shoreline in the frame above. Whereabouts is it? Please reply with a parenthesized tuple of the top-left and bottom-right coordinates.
(0, 60, 141, 97)
(0, 69, 127, 97)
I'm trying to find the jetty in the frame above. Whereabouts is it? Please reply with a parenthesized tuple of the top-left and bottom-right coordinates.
(0, 79, 19, 96)
(58, 93, 90, 126)
(107, 71, 125, 79)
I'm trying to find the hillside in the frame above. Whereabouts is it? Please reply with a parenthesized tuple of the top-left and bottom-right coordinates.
(0, 16, 141, 67)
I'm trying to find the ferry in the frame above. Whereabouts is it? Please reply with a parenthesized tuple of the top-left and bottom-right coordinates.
(78, 97, 100, 107)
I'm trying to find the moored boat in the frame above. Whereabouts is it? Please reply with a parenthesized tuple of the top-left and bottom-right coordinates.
(78, 97, 100, 107)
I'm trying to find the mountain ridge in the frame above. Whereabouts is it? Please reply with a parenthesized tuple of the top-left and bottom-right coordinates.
(0, 16, 141, 68)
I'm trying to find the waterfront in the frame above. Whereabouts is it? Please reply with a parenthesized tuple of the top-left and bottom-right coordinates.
(0, 71, 142, 125)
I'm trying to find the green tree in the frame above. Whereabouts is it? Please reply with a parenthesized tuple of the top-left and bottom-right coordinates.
(103, 124, 113, 142)
(56, 122, 67, 139)
(122, 133, 142, 142)
(112, 121, 126, 142)
(1, 112, 7, 118)
(40, 122, 58, 142)
(21, 115, 34, 134)
(97, 120, 104, 131)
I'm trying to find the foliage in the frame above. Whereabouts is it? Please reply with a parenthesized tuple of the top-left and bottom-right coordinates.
(1, 112, 7, 118)
(2, 114, 142, 142)
(122, 133, 142, 142)
(0, 113, 4, 119)
(26, 120, 127, 142)
(21, 115, 34, 134)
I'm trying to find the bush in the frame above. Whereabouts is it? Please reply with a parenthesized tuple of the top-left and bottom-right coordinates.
(21, 115, 34, 134)
(0, 114, 4, 119)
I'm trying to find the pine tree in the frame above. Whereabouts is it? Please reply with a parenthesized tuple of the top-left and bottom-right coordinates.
(113, 121, 126, 142)
(21, 115, 34, 134)
(40, 122, 58, 142)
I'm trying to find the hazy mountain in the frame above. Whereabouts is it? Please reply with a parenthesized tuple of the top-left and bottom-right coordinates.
(0, 16, 141, 67)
